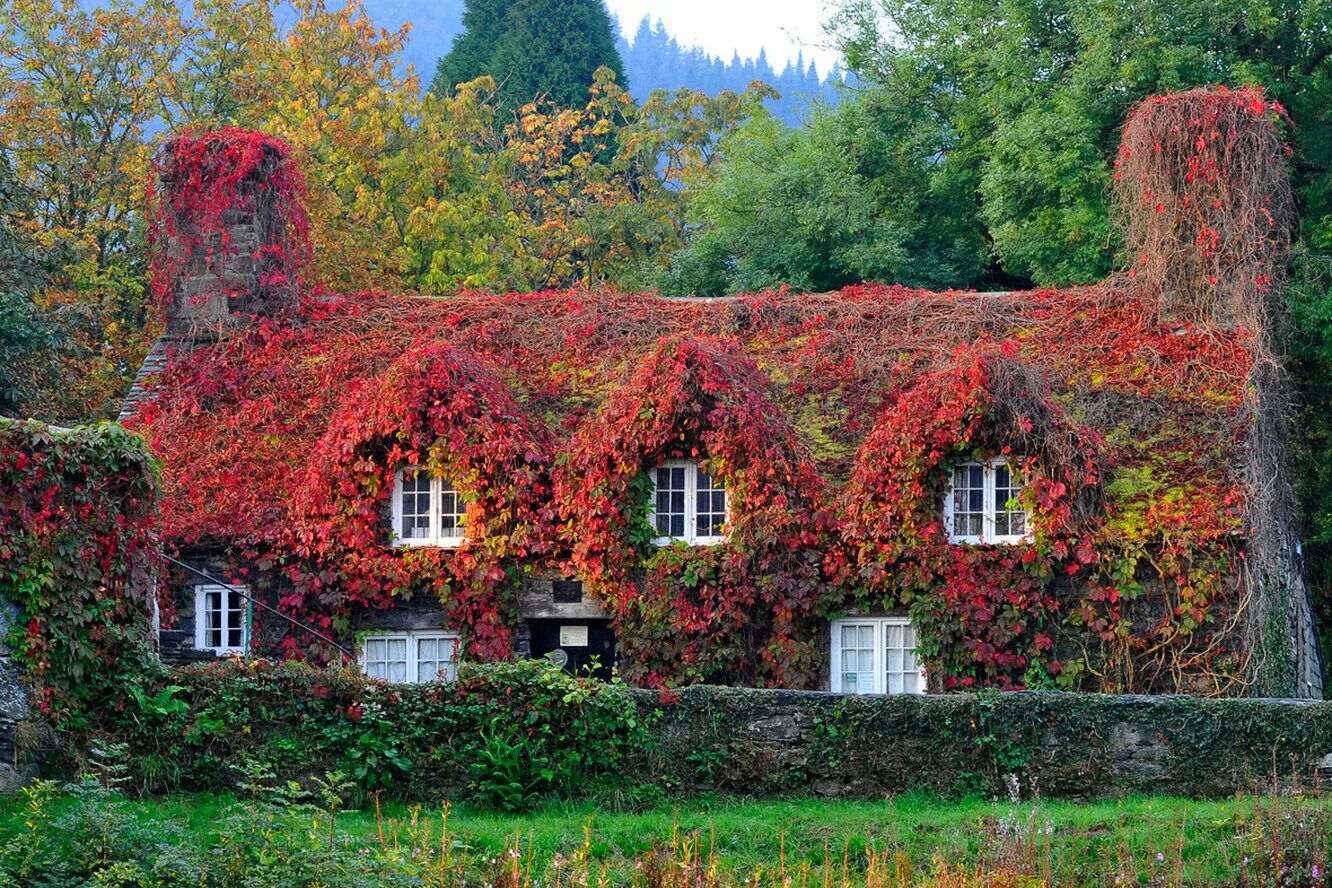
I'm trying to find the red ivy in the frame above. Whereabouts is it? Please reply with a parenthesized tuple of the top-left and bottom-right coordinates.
(555, 336, 828, 686)
(148, 128, 310, 319)
(0, 421, 160, 725)
(129, 284, 1254, 693)
(836, 346, 1103, 687)
(290, 342, 554, 659)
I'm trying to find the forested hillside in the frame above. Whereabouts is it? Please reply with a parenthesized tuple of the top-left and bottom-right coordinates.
(617, 17, 842, 126)
(364, 1, 840, 124)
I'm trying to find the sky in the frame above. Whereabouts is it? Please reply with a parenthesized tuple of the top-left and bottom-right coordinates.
(605, 0, 843, 76)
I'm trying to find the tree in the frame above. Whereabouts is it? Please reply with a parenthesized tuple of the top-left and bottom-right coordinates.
(832, 0, 1332, 286)
(430, 0, 511, 96)
(0, 157, 53, 416)
(0, 0, 185, 422)
(660, 89, 988, 296)
(430, 0, 625, 115)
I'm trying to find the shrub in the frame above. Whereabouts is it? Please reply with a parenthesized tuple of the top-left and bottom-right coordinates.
(104, 657, 648, 809)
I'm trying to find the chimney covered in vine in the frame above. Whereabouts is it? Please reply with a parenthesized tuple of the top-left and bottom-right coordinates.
(1114, 86, 1293, 331)
(150, 128, 308, 340)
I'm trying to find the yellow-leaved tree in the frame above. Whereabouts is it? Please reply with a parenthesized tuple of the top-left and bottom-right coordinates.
(0, 0, 184, 421)
(0, 0, 768, 421)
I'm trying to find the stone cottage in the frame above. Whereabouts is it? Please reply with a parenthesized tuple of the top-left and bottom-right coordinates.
(122, 89, 1323, 699)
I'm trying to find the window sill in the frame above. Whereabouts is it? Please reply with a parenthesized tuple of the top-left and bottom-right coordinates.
(651, 535, 728, 548)
(391, 537, 467, 549)
(948, 535, 1030, 546)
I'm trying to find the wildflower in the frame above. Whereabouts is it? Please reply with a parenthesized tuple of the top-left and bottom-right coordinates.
(1156, 852, 1165, 863)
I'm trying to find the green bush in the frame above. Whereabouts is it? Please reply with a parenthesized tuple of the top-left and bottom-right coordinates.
(102, 657, 649, 810)
(89, 659, 1332, 808)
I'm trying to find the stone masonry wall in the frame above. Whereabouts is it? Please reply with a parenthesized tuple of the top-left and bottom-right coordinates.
(633, 686, 1332, 799)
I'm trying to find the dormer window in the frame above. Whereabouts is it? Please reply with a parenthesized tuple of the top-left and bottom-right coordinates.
(944, 458, 1028, 544)
(391, 468, 467, 547)
(648, 459, 727, 545)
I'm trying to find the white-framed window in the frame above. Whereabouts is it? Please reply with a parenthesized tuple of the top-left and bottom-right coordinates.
(359, 631, 460, 683)
(194, 584, 248, 655)
(648, 459, 728, 545)
(391, 468, 468, 548)
(944, 458, 1029, 544)
(830, 616, 926, 695)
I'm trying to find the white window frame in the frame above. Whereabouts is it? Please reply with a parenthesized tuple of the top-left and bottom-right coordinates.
(829, 616, 927, 695)
(358, 630, 461, 684)
(390, 469, 468, 548)
(193, 583, 249, 655)
(647, 458, 729, 546)
(943, 457, 1030, 545)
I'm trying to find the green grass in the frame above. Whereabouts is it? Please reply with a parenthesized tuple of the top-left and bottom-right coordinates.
(0, 789, 1309, 885)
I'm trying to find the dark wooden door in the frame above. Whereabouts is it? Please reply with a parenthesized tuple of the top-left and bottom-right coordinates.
(527, 619, 615, 680)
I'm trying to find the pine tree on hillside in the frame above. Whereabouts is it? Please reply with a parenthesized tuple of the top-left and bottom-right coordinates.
(431, 0, 625, 114)
(431, 0, 514, 94)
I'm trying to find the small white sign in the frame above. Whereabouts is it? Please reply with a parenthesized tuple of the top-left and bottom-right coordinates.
(559, 625, 589, 647)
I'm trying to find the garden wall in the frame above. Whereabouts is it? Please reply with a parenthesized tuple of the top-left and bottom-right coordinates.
(91, 659, 1332, 804)
(645, 685, 1332, 799)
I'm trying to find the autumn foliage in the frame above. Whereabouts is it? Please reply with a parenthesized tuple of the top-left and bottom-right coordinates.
(150, 128, 310, 321)
(129, 281, 1256, 693)
(1115, 86, 1294, 329)
(106, 81, 1298, 694)
(0, 420, 160, 724)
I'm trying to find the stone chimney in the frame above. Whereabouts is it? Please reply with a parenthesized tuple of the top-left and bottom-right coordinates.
(119, 130, 307, 423)
(153, 129, 306, 341)
(1113, 86, 1293, 330)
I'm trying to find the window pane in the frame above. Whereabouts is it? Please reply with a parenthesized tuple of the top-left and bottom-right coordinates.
(695, 468, 726, 537)
(839, 624, 876, 694)
(992, 461, 1027, 539)
(881, 620, 922, 696)
(439, 482, 466, 540)
(400, 471, 433, 539)
(653, 466, 688, 538)
(226, 591, 244, 647)
(416, 636, 458, 682)
(951, 462, 985, 538)
(388, 637, 408, 682)
(363, 638, 387, 680)
(364, 636, 411, 683)
(205, 590, 222, 648)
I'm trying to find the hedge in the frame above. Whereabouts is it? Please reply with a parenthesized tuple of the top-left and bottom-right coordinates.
(83, 658, 1332, 807)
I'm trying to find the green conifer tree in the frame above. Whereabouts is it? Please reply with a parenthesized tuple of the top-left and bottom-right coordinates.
(431, 0, 625, 114)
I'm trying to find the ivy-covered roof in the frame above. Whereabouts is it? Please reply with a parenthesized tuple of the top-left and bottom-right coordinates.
(124, 284, 1256, 690)
(130, 284, 1250, 552)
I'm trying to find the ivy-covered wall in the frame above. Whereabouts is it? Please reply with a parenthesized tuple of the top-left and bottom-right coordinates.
(644, 685, 1332, 799)
(0, 419, 160, 730)
(124, 90, 1319, 698)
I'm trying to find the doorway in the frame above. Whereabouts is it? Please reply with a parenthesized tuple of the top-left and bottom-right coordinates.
(527, 619, 615, 680)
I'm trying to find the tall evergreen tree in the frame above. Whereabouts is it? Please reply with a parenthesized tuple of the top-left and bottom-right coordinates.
(430, 0, 512, 96)
(431, 0, 625, 114)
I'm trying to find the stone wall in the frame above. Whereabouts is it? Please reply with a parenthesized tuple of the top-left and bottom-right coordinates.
(0, 600, 33, 793)
(634, 686, 1332, 799)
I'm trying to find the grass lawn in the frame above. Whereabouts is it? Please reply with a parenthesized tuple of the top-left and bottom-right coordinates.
(0, 789, 1319, 885)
